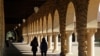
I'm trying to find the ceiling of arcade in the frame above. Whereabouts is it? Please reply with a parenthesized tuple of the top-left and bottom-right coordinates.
(5, 0, 100, 32)
(26, 0, 100, 33)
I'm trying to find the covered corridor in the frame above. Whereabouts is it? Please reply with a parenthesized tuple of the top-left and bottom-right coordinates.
(0, 0, 100, 56)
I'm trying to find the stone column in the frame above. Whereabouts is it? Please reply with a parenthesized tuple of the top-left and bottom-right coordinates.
(25, 20, 29, 44)
(29, 34, 32, 43)
(48, 35, 52, 50)
(66, 31, 73, 54)
(27, 20, 29, 44)
(75, 1, 89, 56)
(24, 22, 27, 43)
(40, 35, 43, 42)
(27, 34, 30, 44)
(59, 8, 68, 56)
(37, 35, 40, 46)
(28, 35, 30, 44)
(30, 34, 33, 42)
(29, 23, 32, 44)
(60, 33, 68, 56)
(44, 35, 47, 42)
(87, 29, 96, 56)
(53, 34, 58, 52)
(26, 23, 30, 44)
(30, 22, 33, 43)
(23, 35, 25, 43)
(0, 0, 4, 55)
(27, 34, 29, 44)
(37, 35, 41, 52)
(77, 29, 87, 56)
(24, 35, 27, 43)
(22, 23, 24, 42)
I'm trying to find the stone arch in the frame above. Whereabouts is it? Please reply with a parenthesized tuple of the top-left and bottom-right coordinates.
(95, 3, 100, 42)
(66, 2, 75, 31)
(65, 2, 77, 54)
(87, 1, 100, 56)
(43, 16, 47, 33)
(87, 0, 100, 28)
(53, 9, 60, 32)
(47, 13, 52, 33)
(97, 3, 100, 22)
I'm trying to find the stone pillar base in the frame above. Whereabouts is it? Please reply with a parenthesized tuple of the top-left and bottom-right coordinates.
(52, 49, 59, 53)
(65, 53, 73, 56)
(67, 52, 72, 54)
(48, 47, 53, 51)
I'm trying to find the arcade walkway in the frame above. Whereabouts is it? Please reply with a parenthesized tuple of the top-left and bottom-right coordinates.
(4, 42, 100, 56)
(4, 42, 60, 56)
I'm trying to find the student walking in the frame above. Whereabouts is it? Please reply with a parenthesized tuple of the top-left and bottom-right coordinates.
(40, 38, 48, 56)
(30, 37, 38, 56)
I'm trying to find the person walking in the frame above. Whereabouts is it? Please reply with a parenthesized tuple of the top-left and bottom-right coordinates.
(30, 37, 38, 56)
(5, 40, 10, 47)
(40, 38, 48, 56)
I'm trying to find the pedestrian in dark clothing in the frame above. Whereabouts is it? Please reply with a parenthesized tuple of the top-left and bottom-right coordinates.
(40, 38, 48, 56)
(30, 37, 38, 56)
(5, 40, 9, 47)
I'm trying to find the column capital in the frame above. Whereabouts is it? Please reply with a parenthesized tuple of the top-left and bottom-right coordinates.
(42, 33, 46, 36)
(47, 32, 52, 36)
(86, 28, 97, 34)
(65, 30, 73, 35)
(52, 32, 60, 35)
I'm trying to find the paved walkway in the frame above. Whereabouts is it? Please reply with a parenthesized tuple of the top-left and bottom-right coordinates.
(4, 43, 23, 56)
(4, 42, 100, 56)
(4, 42, 60, 56)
